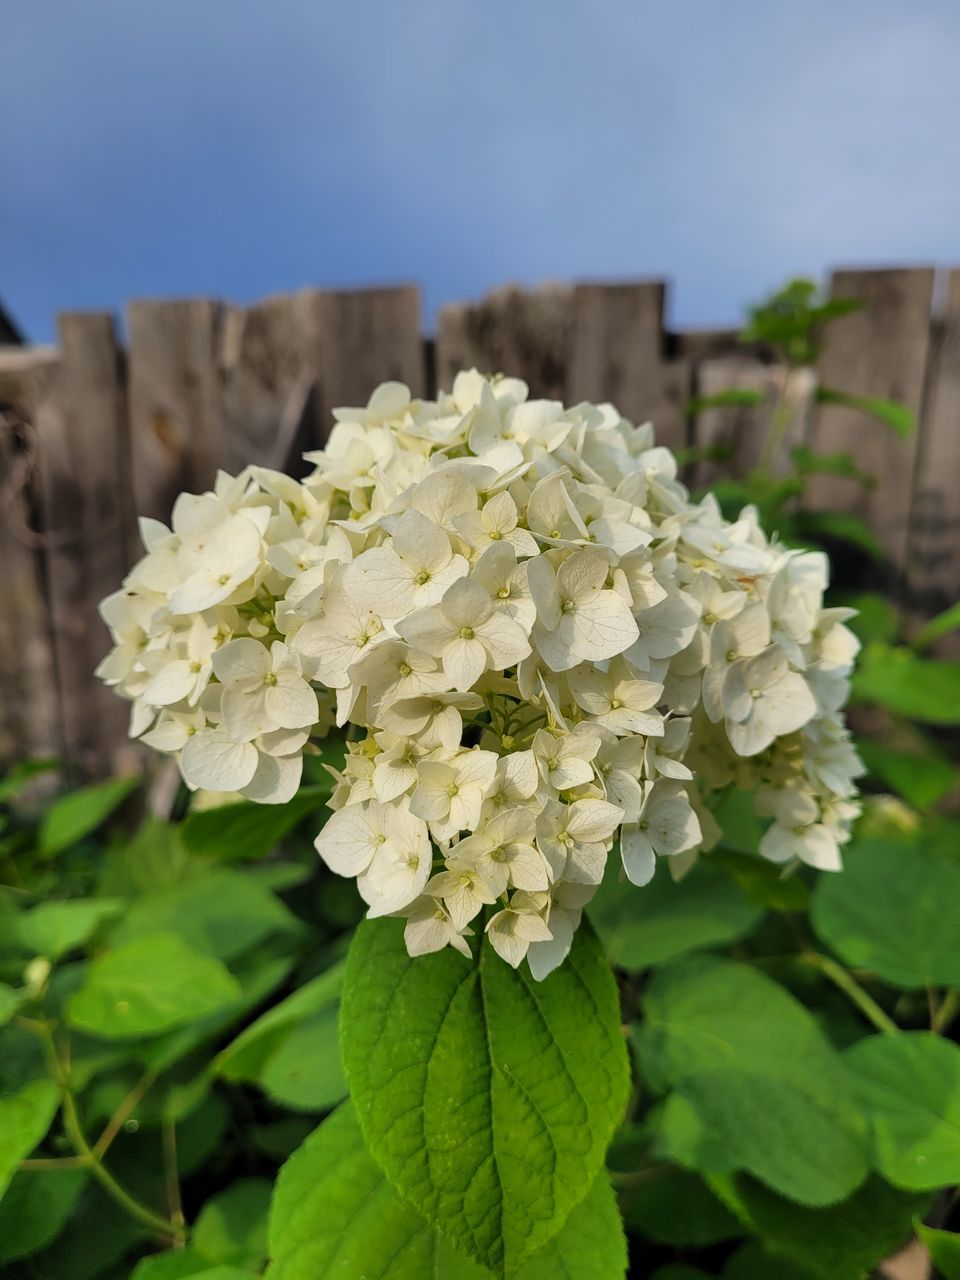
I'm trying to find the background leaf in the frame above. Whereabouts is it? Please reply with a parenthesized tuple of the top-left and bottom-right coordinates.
(18, 898, 125, 959)
(67, 933, 242, 1039)
(38, 775, 139, 857)
(0, 1079, 60, 1201)
(634, 956, 869, 1205)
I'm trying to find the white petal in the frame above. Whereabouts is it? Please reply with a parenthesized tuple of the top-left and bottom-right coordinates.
(181, 731, 258, 792)
(621, 826, 656, 886)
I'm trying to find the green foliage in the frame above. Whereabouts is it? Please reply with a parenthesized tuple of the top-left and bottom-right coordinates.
(916, 1222, 960, 1279)
(845, 1032, 960, 1190)
(853, 643, 960, 724)
(590, 856, 764, 968)
(740, 278, 860, 365)
(0, 1080, 60, 1199)
(268, 1102, 627, 1280)
(812, 834, 960, 989)
(340, 915, 630, 1274)
(814, 387, 915, 437)
(38, 775, 139, 857)
(634, 956, 869, 1205)
(18, 897, 125, 958)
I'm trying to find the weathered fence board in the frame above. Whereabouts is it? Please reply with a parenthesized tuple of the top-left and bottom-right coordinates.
(34, 314, 132, 776)
(128, 299, 224, 523)
(436, 284, 573, 400)
(807, 268, 935, 572)
(568, 282, 690, 452)
(905, 268, 960, 621)
(2, 271, 959, 775)
(0, 350, 64, 764)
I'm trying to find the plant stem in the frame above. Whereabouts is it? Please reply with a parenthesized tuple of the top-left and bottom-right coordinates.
(933, 989, 960, 1036)
(22, 1019, 184, 1243)
(804, 951, 898, 1035)
(161, 1119, 186, 1238)
(92, 1068, 157, 1160)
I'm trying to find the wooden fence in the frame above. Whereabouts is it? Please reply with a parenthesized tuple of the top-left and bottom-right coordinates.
(1, 268, 958, 778)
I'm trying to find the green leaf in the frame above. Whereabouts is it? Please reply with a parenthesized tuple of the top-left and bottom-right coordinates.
(857, 739, 958, 811)
(0, 1079, 60, 1201)
(816, 387, 915, 437)
(590, 857, 763, 969)
(267, 1101, 627, 1280)
(340, 916, 630, 1275)
(180, 785, 331, 862)
(710, 850, 809, 913)
(912, 600, 960, 651)
(793, 511, 885, 559)
(713, 1173, 929, 1280)
(194, 1178, 271, 1270)
(38, 775, 139, 857)
(842, 593, 899, 647)
(109, 870, 300, 961)
(98, 816, 193, 896)
(812, 835, 960, 989)
(722, 1242, 817, 1280)
(687, 388, 766, 415)
(789, 445, 873, 486)
(0, 984, 22, 1028)
(916, 1222, 960, 1280)
(67, 933, 242, 1039)
(18, 898, 125, 959)
(853, 643, 960, 724)
(844, 1032, 960, 1189)
(130, 1250, 215, 1280)
(618, 1166, 740, 1245)
(215, 962, 344, 1081)
(0, 1167, 85, 1262)
(258, 1008, 345, 1111)
(635, 956, 869, 1205)
(0, 758, 60, 803)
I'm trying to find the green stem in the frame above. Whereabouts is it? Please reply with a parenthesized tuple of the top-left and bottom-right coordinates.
(933, 990, 960, 1036)
(754, 366, 799, 477)
(804, 951, 898, 1035)
(26, 1020, 184, 1243)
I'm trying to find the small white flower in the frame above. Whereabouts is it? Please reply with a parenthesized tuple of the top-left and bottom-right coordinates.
(527, 549, 639, 671)
(410, 749, 499, 842)
(485, 892, 554, 968)
(536, 798, 623, 884)
(348, 509, 468, 619)
(214, 639, 318, 741)
(453, 490, 540, 558)
(723, 646, 817, 757)
(621, 781, 702, 886)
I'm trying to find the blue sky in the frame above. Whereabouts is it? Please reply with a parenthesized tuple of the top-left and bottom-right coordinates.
(2, 1, 959, 343)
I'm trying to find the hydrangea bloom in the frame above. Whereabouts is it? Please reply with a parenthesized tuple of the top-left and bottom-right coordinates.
(98, 371, 864, 977)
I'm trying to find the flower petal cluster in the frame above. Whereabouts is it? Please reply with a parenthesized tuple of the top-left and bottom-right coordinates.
(99, 371, 863, 977)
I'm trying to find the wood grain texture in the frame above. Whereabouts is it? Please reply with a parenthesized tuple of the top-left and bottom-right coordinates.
(0, 353, 63, 764)
(312, 286, 425, 438)
(807, 268, 935, 571)
(436, 284, 573, 400)
(128, 299, 224, 521)
(33, 314, 132, 775)
(567, 282, 690, 451)
(904, 269, 960, 630)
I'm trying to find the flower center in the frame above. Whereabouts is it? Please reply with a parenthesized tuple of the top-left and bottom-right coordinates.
(415, 570, 431, 586)
(458, 626, 474, 640)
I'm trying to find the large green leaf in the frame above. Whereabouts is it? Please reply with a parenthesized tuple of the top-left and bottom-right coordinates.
(713, 1172, 929, 1280)
(18, 898, 125, 959)
(109, 870, 300, 961)
(257, 1009, 344, 1111)
(589, 858, 763, 970)
(0, 1079, 60, 1201)
(635, 956, 869, 1205)
(721, 1243, 816, 1280)
(912, 600, 960, 651)
(0, 1167, 85, 1262)
(857, 739, 958, 811)
(266, 1102, 627, 1279)
(180, 785, 331, 861)
(38, 775, 139, 857)
(845, 1032, 960, 1189)
(853, 643, 960, 724)
(340, 917, 630, 1275)
(811, 835, 960, 989)
(67, 933, 242, 1039)
(815, 388, 915, 438)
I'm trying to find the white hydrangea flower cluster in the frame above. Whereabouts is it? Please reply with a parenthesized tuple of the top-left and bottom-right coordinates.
(98, 371, 863, 978)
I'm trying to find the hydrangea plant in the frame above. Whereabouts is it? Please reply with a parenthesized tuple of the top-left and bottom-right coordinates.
(98, 370, 863, 982)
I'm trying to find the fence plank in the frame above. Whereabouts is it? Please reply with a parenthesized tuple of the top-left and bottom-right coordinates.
(807, 268, 935, 573)
(0, 351, 63, 764)
(312, 286, 425, 431)
(33, 314, 132, 776)
(128, 299, 224, 522)
(435, 284, 573, 400)
(568, 282, 690, 451)
(904, 269, 960, 629)
(220, 290, 323, 474)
